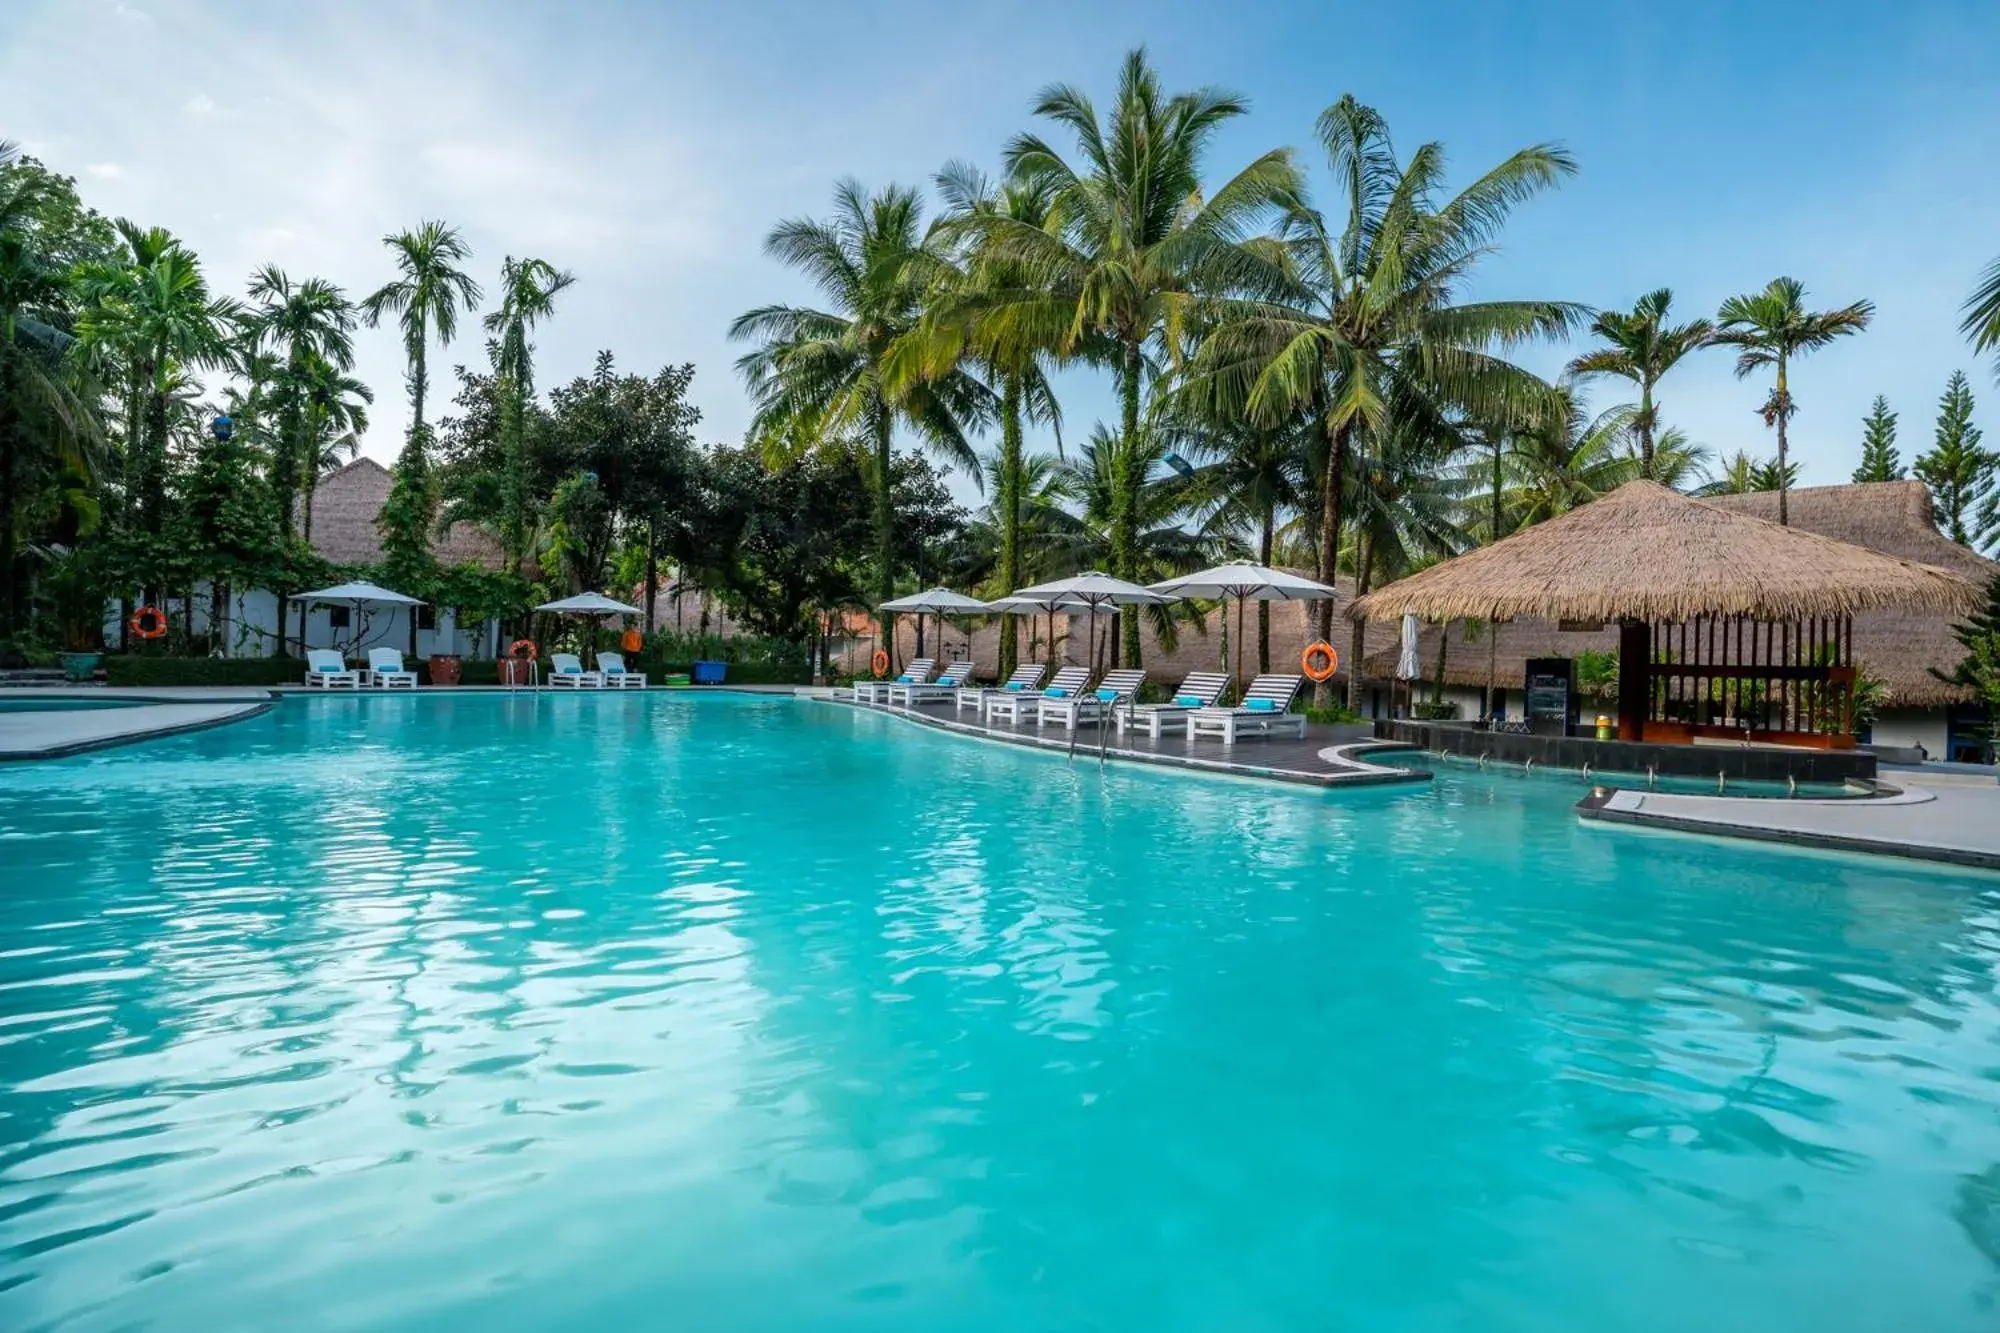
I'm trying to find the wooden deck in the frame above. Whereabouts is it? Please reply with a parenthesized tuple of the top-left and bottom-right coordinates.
(824, 696, 1429, 790)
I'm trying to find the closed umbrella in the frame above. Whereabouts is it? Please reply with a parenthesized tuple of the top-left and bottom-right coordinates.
(1007, 572, 1168, 675)
(536, 592, 644, 670)
(293, 580, 425, 657)
(879, 587, 990, 663)
(1397, 612, 1422, 718)
(1149, 563, 1341, 698)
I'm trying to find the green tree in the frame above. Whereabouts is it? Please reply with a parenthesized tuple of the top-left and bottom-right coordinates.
(1914, 371, 1994, 546)
(1566, 288, 1712, 479)
(300, 355, 372, 542)
(176, 412, 279, 652)
(1714, 276, 1873, 525)
(1852, 395, 1903, 482)
(730, 180, 990, 666)
(987, 50, 1295, 667)
(1183, 94, 1579, 704)
(363, 221, 481, 653)
(1964, 255, 2000, 382)
(1502, 388, 1639, 526)
(484, 255, 574, 572)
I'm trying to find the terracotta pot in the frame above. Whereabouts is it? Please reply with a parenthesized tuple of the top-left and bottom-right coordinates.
(428, 654, 463, 686)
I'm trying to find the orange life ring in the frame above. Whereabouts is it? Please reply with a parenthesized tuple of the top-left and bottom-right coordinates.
(508, 638, 539, 661)
(621, 628, 643, 654)
(871, 648, 890, 678)
(1301, 640, 1339, 682)
(129, 605, 168, 640)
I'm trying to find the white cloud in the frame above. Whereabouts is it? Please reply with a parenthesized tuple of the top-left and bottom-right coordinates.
(85, 162, 124, 178)
(181, 92, 217, 119)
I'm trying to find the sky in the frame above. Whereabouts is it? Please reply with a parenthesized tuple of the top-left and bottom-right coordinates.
(8, 0, 1999, 496)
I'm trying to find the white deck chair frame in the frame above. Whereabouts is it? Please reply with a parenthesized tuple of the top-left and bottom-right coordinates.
(852, 658, 935, 705)
(1186, 675, 1307, 745)
(957, 662, 1046, 716)
(304, 649, 361, 690)
(1038, 669, 1146, 731)
(887, 660, 974, 707)
(365, 647, 419, 689)
(597, 651, 648, 689)
(1114, 672, 1231, 739)
(987, 665, 1089, 726)
(547, 652, 603, 688)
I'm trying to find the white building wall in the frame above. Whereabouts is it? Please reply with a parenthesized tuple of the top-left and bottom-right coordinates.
(108, 585, 494, 660)
(1867, 708, 1949, 760)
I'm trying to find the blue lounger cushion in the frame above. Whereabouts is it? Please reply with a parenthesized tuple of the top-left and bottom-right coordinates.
(1173, 695, 1202, 707)
(1096, 688, 1118, 701)
(1043, 687, 1069, 698)
(1004, 682, 1025, 691)
(1245, 698, 1279, 711)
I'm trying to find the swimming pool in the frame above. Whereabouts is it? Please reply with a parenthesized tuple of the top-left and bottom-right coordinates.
(1, 693, 1995, 1330)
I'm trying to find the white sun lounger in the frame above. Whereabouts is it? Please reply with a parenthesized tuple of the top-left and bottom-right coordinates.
(597, 652, 648, 689)
(365, 647, 419, 689)
(853, 658, 934, 705)
(1114, 671, 1231, 739)
(988, 665, 1089, 725)
(547, 652, 602, 688)
(957, 662, 1046, 716)
(304, 649, 361, 690)
(1038, 668, 1146, 731)
(1186, 674, 1307, 745)
(888, 659, 974, 707)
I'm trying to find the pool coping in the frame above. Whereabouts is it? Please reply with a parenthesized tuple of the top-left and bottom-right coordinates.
(0, 690, 280, 761)
(1573, 783, 2000, 871)
(820, 695, 1431, 791)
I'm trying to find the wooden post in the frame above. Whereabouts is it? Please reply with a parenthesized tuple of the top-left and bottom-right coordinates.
(1617, 618, 1651, 742)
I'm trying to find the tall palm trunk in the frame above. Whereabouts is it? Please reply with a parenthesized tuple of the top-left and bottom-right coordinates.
(1774, 353, 1790, 526)
(1257, 502, 1274, 673)
(1347, 536, 1372, 711)
(872, 407, 896, 672)
(1638, 378, 1655, 479)
(1115, 340, 1142, 668)
(1313, 413, 1351, 708)
(998, 375, 1024, 677)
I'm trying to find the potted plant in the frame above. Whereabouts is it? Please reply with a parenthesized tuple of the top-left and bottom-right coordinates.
(428, 652, 463, 686)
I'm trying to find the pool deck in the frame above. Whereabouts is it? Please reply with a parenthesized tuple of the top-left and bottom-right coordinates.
(0, 687, 278, 760)
(821, 694, 1428, 790)
(1576, 767, 2000, 871)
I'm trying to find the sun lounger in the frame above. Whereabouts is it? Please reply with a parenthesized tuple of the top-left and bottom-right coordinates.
(988, 665, 1088, 725)
(957, 662, 1046, 716)
(547, 652, 602, 688)
(1186, 674, 1307, 745)
(1038, 668, 1146, 731)
(597, 652, 648, 689)
(1114, 671, 1231, 739)
(853, 658, 934, 705)
(365, 648, 419, 689)
(304, 649, 361, 690)
(887, 659, 974, 707)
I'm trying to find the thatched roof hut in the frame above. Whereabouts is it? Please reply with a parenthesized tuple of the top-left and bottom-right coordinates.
(1359, 481, 1994, 706)
(310, 458, 506, 569)
(1348, 480, 1977, 625)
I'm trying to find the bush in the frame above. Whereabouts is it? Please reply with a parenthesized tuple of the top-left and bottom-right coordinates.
(1411, 700, 1461, 721)
(103, 655, 305, 687)
(1302, 703, 1364, 725)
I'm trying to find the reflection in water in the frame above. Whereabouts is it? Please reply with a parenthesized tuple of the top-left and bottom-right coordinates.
(0, 693, 1997, 1331)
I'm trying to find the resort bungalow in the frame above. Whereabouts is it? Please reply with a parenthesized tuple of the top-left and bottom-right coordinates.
(1358, 481, 1996, 763)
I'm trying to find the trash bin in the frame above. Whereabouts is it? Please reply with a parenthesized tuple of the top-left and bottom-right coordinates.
(691, 660, 727, 685)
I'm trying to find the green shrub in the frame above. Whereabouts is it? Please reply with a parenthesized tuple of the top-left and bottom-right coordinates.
(103, 655, 305, 687)
(1411, 700, 1461, 721)
(1302, 703, 1364, 725)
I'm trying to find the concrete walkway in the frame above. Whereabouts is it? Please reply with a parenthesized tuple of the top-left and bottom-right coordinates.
(1576, 769, 2000, 870)
(0, 688, 276, 760)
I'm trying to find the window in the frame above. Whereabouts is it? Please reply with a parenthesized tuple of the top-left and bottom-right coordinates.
(328, 606, 351, 629)
(417, 605, 437, 631)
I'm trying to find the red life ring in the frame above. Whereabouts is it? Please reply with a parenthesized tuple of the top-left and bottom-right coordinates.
(1301, 640, 1339, 682)
(871, 648, 890, 678)
(508, 638, 539, 661)
(129, 605, 168, 640)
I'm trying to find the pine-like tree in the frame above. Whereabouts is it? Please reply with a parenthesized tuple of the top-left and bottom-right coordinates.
(1852, 395, 1903, 481)
(1913, 371, 1994, 546)
(1931, 571, 2000, 743)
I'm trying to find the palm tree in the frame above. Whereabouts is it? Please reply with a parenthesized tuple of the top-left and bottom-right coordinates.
(300, 355, 372, 543)
(1695, 450, 1795, 497)
(361, 221, 482, 441)
(983, 48, 1297, 666)
(1566, 288, 1712, 479)
(731, 180, 991, 662)
(244, 266, 356, 540)
(915, 162, 1066, 675)
(1342, 414, 1472, 691)
(1964, 255, 2000, 380)
(1184, 94, 1581, 704)
(1715, 277, 1873, 525)
(484, 255, 574, 571)
(1502, 388, 1639, 527)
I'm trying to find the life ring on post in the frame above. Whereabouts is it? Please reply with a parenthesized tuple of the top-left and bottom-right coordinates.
(129, 605, 168, 640)
(621, 628, 643, 654)
(508, 638, 539, 662)
(1301, 640, 1339, 682)
(871, 648, 891, 678)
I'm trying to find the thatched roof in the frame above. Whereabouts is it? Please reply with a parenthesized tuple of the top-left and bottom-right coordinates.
(310, 458, 506, 570)
(1348, 480, 1978, 625)
(1359, 481, 1996, 707)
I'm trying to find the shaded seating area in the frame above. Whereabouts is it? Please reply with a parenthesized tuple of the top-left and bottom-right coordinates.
(1349, 481, 1978, 756)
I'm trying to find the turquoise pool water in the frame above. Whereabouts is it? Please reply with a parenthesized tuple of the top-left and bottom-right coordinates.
(2, 694, 1997, 1331)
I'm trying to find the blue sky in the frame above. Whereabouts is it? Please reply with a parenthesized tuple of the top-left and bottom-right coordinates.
(9, 0, 1999, 494)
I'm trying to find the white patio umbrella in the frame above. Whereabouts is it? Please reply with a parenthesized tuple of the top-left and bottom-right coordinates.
(536, 592, 644, 668)
(292, 580, 424, 656)
(1148, 562, 1340, 696)
(1008, 571, 1168, 673)
(879, 587, 989, 662)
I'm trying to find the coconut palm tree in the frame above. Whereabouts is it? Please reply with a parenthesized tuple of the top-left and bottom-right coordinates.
(1715, 277, 1873, 525)
(300, 356, 372, 543)
(730, 180, 991, 661)
(1184, 94, 1581, 704)
(1566, 288, 1712, 479)
(911, 161, 1067, 675)
(244, 265, 356, 540)
(484, 255, 573, 571)
(982, 48, 1298, 666)
(1964, 255, 2000, 381)
(1502, 389, 1639, 527)
(361, 221, 482, 441)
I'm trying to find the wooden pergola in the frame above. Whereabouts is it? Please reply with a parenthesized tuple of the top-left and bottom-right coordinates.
(1349, 482, 1978, 749)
